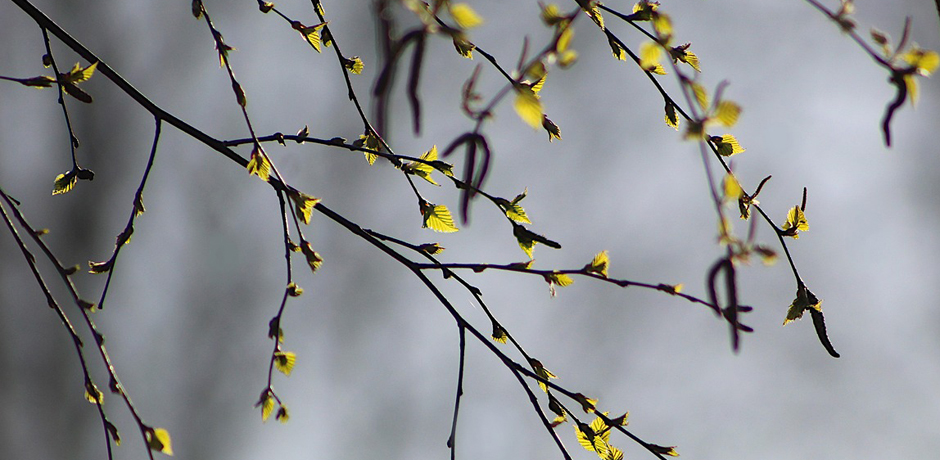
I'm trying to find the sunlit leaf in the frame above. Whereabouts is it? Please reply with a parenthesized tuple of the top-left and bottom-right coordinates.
(344, 56, 364, 74)
(84, 380, 103, 404)
(276, 405, 290, 423)
(404, 145, 440, 185)
(451, 3, 483, 29)
(88, 259, 113, 274)
(714, 100, 741, 127)
(514, 86, 543, 129)
(257, 390, 275, 422)
(421, 202, 458, 233)
(52, 171, 77, 195)
(901, 46, 939, 76)
(781, 205, 809, 238)
(723, 173, 743, 200)
(639, 41, 662, 73)
(649, 444, 679, 457)
(300, 240, 323, 273)
(557, 26, 574, 53)
(542, 115, 562, 142)
(452, 35, 475, 59)
(146, 427, 174, 456)
(784, 285, 821, 325)
(585, 250, 609, 277)
(545, 271, 573, 297)
(691, 82, 709, 111)
(608, 37, 626, 61)
(290, 191, 321, 225)
(274, 351, 296, 376)
(529, 358, 557, 392)
(246, 144, 271, 181)
(540, 3, 565, 26)
(664, 101, 679, 130)
(711, 134, 745, 156)
(355, 132, 381, 165)
(491, 322, 508, 343)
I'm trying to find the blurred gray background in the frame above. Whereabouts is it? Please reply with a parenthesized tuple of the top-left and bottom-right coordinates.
(2, 0, 939, 459)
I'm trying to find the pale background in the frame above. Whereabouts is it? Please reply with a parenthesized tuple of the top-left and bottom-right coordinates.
(1, 1, 939, 459)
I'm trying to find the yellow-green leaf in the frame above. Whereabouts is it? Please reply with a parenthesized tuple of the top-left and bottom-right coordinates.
(714, 100, 741, 127)
(246, 145, 272, 181)
(300, 241, 323, 273)
(639, 41, 662, 72)
(257, 390, 275, 421)
(276, 405, 290, 423)
(691, 81, 709, 111)
(723, 173, 743, 200)
(52, 171, 77, 195)
(542, 115, 562, 141)
(274, 351, 296, 376)
(491, 322, 508, 343)
(344, 56, 364, 74)
(453, 35, 475, 59)
(450, 3, 483, 29)
(356, 133, 381, 165)
(84, 381, 103, 404)
(664, 101, 679, 130)
(404, 145, 440, 185)
(514, 86, 543, 129)
(290, 191, 321, 225)
(146, 427, 173, 456)
(529, 358, 556, 392)
(421, 202, 458, 233)
(557, 26, 574, 53)
(585, 250, 609, 277)
(712, 134, 745, 156)
(608, 37, 626, 61)
(781, 206, 809, 238)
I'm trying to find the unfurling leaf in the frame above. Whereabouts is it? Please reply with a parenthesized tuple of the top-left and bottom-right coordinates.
(671, 42, 701, 72)
(274, 351, 296, 376)
(145, 427, 174, 456)
(784, 284, 821, 325)
(259, 2, 274, 13)
(529, 358, 557, 392)
(233, 81, 247, 107)
(343, 56, 364, 74)
(608, 37, 626, 61)
(542, 115, 562, 142)
(722, 173, 743, 200)
(404, 145, 442, 185)
(585, 250, 609, 277)
(275, 405, 290, 423)
(664, 101, 679, 130)
(290, 191, 321, 225)
(497, 189, 531, 224)
(52, 171, 77, 195)
(84, 380, 103, 404)
(514, 86, 543, 129)
(287, 282, 303, 297)
(545, 271, 573, 297)
(639, 41, 663, 73)
(452, 34, 475, 59)
(300, 240, 323, 273)
(88, 259, 113, 274)
(781, 205, 808, 238)
(649, 444, 679, 456)
(256, 390, 275, 421)
(574, 392, 598, 413)
(293, 21, 327, 52)
(450, 3, 483, 29)
(491, 321, 508, 343)
(246, 144, 272, 181)
(106, 421, 121, 446)
(417, 242, 445, 255)
(711, 134, 745, 156)
(354, 132, 382, 165)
